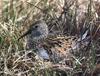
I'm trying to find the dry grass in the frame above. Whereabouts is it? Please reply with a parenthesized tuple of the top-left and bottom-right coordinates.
(0, 0, 100, 76)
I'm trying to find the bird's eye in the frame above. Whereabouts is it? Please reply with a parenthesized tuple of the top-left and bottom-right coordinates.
(34, 25, 38, 28)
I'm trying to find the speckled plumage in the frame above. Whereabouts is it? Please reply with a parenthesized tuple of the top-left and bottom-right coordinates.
(18, 20, 90, 62)
(18, 20, 48, 49)
(18, 20, 50, 60)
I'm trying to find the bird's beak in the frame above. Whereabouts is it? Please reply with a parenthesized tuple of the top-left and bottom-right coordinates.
(18, 29, 32, 41)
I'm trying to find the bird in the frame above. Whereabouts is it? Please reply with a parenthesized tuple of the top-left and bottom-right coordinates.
(18, 20, 48, 42)
(18, 20, 90, 63)
(18, 20, 50, 60)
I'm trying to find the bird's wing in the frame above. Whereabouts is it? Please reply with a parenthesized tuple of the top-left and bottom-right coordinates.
(42, 35, 90, 62)
(41, 36, 77, 62)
